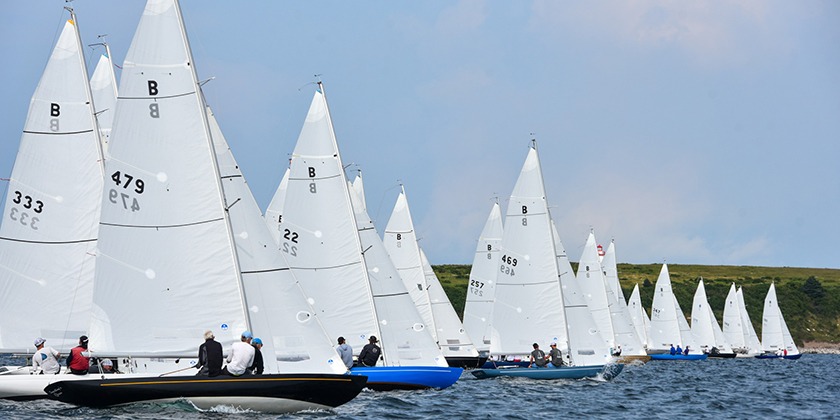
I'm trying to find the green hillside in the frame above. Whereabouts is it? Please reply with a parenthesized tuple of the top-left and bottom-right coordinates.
(432, 264, 840, 346)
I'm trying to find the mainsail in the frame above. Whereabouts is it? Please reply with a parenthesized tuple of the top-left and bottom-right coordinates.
(0, 16, 104, 354)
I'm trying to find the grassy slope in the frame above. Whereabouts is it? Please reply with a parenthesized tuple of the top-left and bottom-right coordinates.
(433, 264, 840, 345)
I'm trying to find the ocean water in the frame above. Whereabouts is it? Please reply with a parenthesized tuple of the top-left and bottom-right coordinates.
(1, 354, 836, 419)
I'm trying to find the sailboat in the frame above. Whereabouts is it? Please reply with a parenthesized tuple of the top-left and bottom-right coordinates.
(648, 264, 707, 360)
(756, 283, 801, 359)
(472, 143, 621, 380)
(600, 241, 649, 363)
(271, 82, 461, 390)
(44, 0, 365, 412)
(737, 286, 763, 356)
(462, 202, 502, 362)
(627, 284, 652, 350)
(0, 7, 112, 398)
(690, 279, 735, 358)
(383, 187, 481, 368)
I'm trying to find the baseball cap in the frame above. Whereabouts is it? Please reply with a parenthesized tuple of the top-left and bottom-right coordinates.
(241, 331, 253, 339)
(34, 337, 46, 347)
(252, 338, 263, 345)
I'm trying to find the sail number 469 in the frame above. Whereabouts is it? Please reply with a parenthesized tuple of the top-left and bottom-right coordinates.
(499, 254, 517, 276)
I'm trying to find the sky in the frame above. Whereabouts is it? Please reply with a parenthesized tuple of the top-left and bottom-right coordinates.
(2, 1, 838, 268)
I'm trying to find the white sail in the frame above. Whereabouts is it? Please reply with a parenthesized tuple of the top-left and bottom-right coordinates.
(490, 146, 567, 357)
(89, 51, 118, 149)
(575, 232, 616, 349)
(600, 240, 646, 356)
(278, 87, 380, 355)
(263, 167, 289, 245)
(463, 202, 502, 353)
(550, 220, 611, 366)
(349, 184, 448, 367)
(737, 287, 762, 355)
(89, 0, 249, 355)
(649, 264, 699, 353)
(761, 283, 799, 355)
(383, 188, 436, 337)
(627, 284, 651, 348)
(419, 248, 479, 359)
(207, 106, 345, 374)
(0, 17, 104, 354)
(351, 171, 367, 215)
(691, 279, 732, 353)
(280, 84, 445, 367)
(722, 283, 746, 350)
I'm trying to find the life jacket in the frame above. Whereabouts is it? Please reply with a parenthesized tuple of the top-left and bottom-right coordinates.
(68, 346, 89, 371)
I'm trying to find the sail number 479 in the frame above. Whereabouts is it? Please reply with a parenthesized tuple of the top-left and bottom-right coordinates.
(108, 171, 145, 212)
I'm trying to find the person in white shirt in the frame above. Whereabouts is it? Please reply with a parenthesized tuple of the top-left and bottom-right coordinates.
(31, 337, 60, 374)
(222, 331, 255, 376)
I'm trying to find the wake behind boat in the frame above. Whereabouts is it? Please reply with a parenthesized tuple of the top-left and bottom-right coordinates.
(472, 364, 623, 380)
(44, 373, 366, 413)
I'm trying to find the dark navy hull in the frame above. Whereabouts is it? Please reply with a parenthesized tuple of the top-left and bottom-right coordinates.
(755, 353, 802, 360)
(445, 356, 487, 369)
(349, 366, 462, 391)
(472, 364, 623, 380)
(44, 373, 366, 413)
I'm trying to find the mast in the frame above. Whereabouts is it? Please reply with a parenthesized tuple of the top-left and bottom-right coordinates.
(172, 0, 251, 331)
(67, 6, 105, 176)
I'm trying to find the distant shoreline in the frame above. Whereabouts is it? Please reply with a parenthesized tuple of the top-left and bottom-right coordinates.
(802, 342, 840, 354)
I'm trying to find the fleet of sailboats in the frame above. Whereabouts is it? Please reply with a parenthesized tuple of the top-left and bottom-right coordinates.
(0, 0, 812, 414)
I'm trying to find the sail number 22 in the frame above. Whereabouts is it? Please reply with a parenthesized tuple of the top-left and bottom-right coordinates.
(108, 171, 145, 212)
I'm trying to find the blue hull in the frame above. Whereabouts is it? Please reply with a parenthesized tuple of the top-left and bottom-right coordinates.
(471, 364, 623, 380)
(350, 366, 462, 391)
(480, 360, 531, 369)
(650, 353, 708, 361)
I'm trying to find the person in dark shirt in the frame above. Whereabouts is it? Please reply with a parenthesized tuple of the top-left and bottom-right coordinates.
(529, 343, 547, 368)
(358, 336, 381, 367)
(249, 337, 264, 375)
(196, 330, 223, 376)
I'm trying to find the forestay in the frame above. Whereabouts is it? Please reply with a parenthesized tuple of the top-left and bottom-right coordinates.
(490, 146, 566, 356)
(90, 0, 248, 355)
(0, 17, 104, 354)
(463, 203, 502, 354)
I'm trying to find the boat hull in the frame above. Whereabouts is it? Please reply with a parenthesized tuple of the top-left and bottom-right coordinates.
(650, 354, 708, 361)
(615, 355, 651, 364)
(445, 356, 487, 369)
(707, 352, 737, 359)
(471, 364, 623, 380)
(480, 360, 531, 369)
(349, 366, 462, 391)
(43, 373, 366, 413)
(755, 353, 802, 360)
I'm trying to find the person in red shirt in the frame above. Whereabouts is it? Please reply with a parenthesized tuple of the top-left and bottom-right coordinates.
(66, 335, 90, 375)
